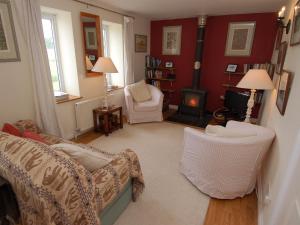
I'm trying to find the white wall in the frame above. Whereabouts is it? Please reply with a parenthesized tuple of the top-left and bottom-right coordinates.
(259, 0, 300, 224)
(133, 15, 150, 82)
(0, 0, 150, 139)
(0, 1, 35, 127)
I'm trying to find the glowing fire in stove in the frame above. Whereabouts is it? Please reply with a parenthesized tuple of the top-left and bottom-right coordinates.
(189, 98, 198, 107)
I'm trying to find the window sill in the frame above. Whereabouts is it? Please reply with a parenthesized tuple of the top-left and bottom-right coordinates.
(107, 86, 124, 93)
(56, 95, 82, 104)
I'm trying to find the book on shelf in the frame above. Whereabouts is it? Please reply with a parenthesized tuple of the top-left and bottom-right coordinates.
(145, 55, 161, 68)
(243, 63, 275, 78)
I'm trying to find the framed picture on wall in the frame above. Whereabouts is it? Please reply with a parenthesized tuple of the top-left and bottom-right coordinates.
(275, 27, 284, 50)
(290, 0, 300, 46)
(276, 70, 293, 115)
(225, 22, 256, 57)
(0, 0, 20, 62)
(135, 34, 147, 52)
(226, 64, 238, 72)
(84, 27, 98, 50)
(162, 26, 182, 55)
(276, 42, 288, 74)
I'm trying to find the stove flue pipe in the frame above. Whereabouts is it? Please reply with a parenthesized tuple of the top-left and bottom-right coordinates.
(192, 15, 207, 90)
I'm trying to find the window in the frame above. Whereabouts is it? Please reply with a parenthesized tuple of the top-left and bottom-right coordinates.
(42, 14, 64, 92)
(102, 21, 124, 88)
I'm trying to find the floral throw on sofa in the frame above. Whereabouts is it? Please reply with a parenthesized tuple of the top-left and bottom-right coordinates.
(0, 121, 144, 225)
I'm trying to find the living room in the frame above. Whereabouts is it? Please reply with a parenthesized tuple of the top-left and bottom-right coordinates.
(0, 0, 299, 225)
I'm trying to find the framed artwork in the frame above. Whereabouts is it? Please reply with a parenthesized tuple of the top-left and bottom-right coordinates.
(276, 70, 293, 115)
(84, 27, 98, 50)
(0, 0, 20, 62)
(225, 22, 256, 56)
(276, 42, 288, 74)
(275, 27, 283, 50)
(226, 64, 238, 72)
(290, 0, 300, 46)
(162, 26, 182, 55)
(135, 34, 147, 52)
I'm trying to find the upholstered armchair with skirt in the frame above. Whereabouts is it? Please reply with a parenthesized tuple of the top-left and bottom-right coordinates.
(181, 120, 275, 199)
(124, 84, 164, 124)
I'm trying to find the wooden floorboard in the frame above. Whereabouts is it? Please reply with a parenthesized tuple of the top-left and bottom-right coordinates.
(203, 192, 257, 225)
(73, 121, 257, 225)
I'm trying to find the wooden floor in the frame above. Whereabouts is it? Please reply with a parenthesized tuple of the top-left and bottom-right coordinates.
(74, 126, 257, 225)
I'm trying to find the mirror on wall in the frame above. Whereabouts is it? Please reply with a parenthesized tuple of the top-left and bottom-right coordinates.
(80, 12, 102, 77)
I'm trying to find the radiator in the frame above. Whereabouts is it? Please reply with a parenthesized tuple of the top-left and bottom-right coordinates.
(75, 96, 103, 134)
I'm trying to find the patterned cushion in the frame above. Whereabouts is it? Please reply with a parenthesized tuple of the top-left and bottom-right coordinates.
(14, 120, 41, 133)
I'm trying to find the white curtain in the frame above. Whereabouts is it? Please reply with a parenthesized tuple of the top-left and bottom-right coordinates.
(123, 16, 135, 86)
(13, 0, 61, 136)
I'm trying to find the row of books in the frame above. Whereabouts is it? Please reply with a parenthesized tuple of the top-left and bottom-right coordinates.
(145, 55, 162, 68)
(150, 80, 161, 88)
(244, 63, 275, 77)
(146, 69, 163, 79)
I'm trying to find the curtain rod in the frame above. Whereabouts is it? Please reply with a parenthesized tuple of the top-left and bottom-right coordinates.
(71, 0, 135, 19)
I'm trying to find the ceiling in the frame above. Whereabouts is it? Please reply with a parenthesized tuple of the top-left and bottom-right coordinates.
(95, 0, 285, 19)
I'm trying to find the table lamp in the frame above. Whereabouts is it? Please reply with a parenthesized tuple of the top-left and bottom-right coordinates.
(236, 69, 274, 123)
(92, 57, 118, 108)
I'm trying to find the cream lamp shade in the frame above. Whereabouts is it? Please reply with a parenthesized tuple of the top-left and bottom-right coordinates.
(85, 56, 93, 70)
(236, 69, 274, 90)
(236, 69, 274, 123)
(92, 57, 118, 73)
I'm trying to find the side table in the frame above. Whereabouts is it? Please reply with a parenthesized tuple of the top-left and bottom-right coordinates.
(93, 106, 123, 136)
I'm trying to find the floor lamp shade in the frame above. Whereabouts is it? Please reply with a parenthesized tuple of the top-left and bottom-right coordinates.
(236, 69, 274, 123)
(237, 69, 274, 90)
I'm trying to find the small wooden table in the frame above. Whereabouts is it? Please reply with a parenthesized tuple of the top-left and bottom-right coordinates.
(93, 106, 123, 136)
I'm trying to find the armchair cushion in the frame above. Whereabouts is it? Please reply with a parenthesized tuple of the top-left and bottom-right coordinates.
(134, 98, 160, 112)
(205, 125, 257, 138)
(128, 80, 152, 102)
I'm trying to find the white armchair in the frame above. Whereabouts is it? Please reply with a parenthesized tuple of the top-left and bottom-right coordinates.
(181, 121, 275, 199)
(124, 84, 164, 124)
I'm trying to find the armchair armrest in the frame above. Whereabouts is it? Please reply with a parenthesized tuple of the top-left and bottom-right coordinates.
(148, 85, 164, 106)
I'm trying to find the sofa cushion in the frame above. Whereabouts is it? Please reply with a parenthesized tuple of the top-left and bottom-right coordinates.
(205, 125, 257, 138)
(134, 98, 159, 112)
(14, 120, 41, 133)
(2, 123, 22, 137)
(23, 131, 48, 144)
(51, 143, 110, 172)
(128, 80, 152, 102)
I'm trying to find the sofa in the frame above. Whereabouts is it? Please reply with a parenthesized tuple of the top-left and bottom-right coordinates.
(0, 120, 144, 225)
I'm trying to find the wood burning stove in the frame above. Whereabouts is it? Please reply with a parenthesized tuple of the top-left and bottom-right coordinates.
(179, 88, 207, 117)
(168, 15, 210, 127)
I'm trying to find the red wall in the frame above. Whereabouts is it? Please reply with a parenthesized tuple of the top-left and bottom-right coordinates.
(150, 13, 277, 112)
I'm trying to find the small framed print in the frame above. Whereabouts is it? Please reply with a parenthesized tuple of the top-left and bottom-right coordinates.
(84, 27, 98, 50)
(226, 64, 238, 73)
(165, 61, 173, 68)
(276, 42, 288, 74)
(225, 22, 256, 57)
(290, 0, 300, 46)
(0, 0, 20, 62)
(135, 34, 147, 52)
(276, 70, 293, 115)
(162, 26, 182, 55)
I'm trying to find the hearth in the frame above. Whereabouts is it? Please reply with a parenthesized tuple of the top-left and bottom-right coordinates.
(168, 15, 210, 127)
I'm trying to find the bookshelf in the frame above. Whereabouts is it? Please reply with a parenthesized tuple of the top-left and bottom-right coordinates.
(145, 56, 176, 111)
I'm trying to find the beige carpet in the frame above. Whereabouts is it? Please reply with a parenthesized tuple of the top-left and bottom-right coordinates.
(90, 122, 210, 225)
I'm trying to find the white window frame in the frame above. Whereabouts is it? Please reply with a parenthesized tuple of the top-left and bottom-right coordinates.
(42, 13, 65, 92)
(102, 24, 113, 88)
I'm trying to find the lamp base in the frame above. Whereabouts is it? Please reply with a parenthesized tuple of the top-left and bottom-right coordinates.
(244, 89, 256, 123)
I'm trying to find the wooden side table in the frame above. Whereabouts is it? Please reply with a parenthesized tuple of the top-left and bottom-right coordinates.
(93, 106, 123, 136)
